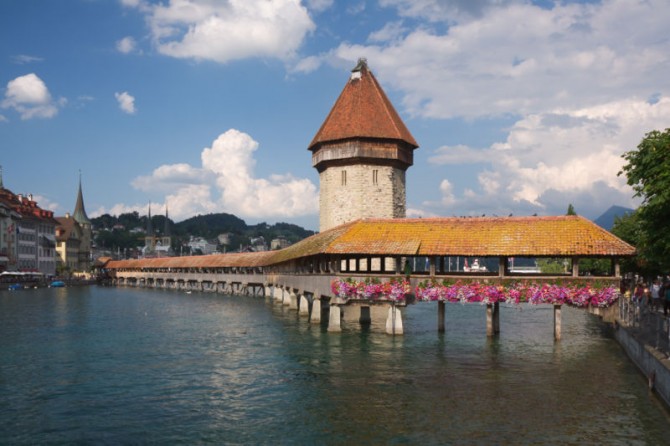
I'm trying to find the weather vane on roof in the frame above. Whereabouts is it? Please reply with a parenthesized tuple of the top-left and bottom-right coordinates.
(352, 57, 368, 72)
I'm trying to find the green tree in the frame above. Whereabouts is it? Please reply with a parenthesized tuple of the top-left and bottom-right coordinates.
(566, 204, 577, 215)
(537, 258, 568, 274)
(619, 128, 670, 272)
(610, 210, 659, 276)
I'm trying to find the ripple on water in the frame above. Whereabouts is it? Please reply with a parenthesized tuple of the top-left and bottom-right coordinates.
(1, 287, 669, 445)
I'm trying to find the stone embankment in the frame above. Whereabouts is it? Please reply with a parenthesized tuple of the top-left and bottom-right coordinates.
(613, 300, 670, 408)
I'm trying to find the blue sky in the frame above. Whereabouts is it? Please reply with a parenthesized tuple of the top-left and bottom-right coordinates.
(1, 0, 668, 231)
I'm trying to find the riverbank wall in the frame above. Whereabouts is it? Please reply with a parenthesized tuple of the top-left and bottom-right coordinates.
(612, 322, 670, 408)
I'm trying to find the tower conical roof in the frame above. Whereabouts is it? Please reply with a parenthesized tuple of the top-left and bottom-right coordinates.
(309, 59, 418, 151)
(73, 174, 91, 226)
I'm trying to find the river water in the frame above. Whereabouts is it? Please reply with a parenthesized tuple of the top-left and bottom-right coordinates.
(1, 286, 669, 445)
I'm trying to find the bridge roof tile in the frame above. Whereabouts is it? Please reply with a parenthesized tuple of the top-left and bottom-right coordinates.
(105, 216, 635, 271)
(270, 215, 635, 261)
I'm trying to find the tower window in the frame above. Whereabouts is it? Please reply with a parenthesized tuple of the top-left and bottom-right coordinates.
(372, 169, 378, 185)
(341, 170, 347, 186)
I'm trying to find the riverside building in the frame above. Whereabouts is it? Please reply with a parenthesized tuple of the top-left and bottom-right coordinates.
(0, 170, 58, 276)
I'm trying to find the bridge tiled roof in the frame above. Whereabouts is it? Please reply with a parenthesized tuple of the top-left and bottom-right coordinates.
(273, 216, 635, 261)
(308, 59, 418, 150)
(106, 251, 276, 270)
(105, 216, 635, 271)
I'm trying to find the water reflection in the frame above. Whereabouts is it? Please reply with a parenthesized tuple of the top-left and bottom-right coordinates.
(1, 287, 669, 444)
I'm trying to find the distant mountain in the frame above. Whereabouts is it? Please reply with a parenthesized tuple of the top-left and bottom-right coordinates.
(594, 205, 634, 230)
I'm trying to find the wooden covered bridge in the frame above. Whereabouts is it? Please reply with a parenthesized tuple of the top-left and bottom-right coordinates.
(104, 215, 635, 338)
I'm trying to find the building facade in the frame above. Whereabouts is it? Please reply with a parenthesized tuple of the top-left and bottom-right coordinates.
(0, 200, 21, 272)
(0, 189, 58, 276)
(55, 214, 83, 273)
(55, 176, 93, 273)
(309, 59, 419, 231)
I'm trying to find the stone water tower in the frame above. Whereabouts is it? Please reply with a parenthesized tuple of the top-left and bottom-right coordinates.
(309, 59, 419, 232)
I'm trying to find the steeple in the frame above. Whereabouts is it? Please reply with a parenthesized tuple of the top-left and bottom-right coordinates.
(164, 204, 170, 237)
(0, 165, 3, 189)
(72, 170, 91, 226)
(147, 203, 153, 236)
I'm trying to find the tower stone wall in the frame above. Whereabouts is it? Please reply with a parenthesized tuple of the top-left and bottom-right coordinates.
(319, 164, 406, 231)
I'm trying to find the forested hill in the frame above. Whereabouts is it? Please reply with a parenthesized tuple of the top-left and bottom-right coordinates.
(91, 211, 316, 252)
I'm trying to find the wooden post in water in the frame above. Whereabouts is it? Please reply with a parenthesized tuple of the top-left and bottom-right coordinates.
(299, 292, 309, 316)
(310, 293, 321, 324)
(554, 305, 562, 341)
(493, 302, 500, 335)
(289, 289, 298, 310)
(386, 304, 403, 335)
(486, 304, 494, 337)
(328, 305, 342, 332)
(438, 300, 445, 333)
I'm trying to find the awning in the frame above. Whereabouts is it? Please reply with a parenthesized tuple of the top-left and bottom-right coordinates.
(40, 235, 56, 248)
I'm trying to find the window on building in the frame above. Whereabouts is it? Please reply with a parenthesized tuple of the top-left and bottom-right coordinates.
(372, 169, 378, 185)
(341, 170, 347, 186)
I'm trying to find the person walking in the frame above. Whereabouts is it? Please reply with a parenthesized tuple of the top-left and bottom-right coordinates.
(634, 282, 645, 306)
(664, 280, 670, 317)
(650, 280, 661, 311)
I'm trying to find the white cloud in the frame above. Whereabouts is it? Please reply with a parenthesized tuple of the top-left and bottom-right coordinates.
(381, 0, 520, 22)
(12, 54, 44, 64)
(120, 0, 143, 8)
(116, 36, 137, 54)
(115, 91, 136, 114)
(132, 163, 210, 192)
(306, 0, 334, 13)
(0, 114, 7, 123)
(128, 0, 315, 63)
(346, 2, 366, 15)
(428, 97, 668, 218)
(429, 144, 493, 165)
(91, 203, 149, 219)
(31, 195, 59, 212)
(1, 73, 62, 120)
(302, 0, 670, 219)
(201, 129, 318, 218)
(292, 55, 324, 74)
(103, 129, 319, 221)
(439, 179, 456, 207)
(368, 21, 407, 43)
(329, 0, 670, 120)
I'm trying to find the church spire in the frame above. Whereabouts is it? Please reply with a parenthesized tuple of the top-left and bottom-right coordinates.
(147, 203, 153, 236)
(164, 204, 170, 237)
(73, 170, 91, 226)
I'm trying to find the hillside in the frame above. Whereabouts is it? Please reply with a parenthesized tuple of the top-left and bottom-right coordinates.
(91, 211, 316, 253)
(594, 205, 634, 230)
